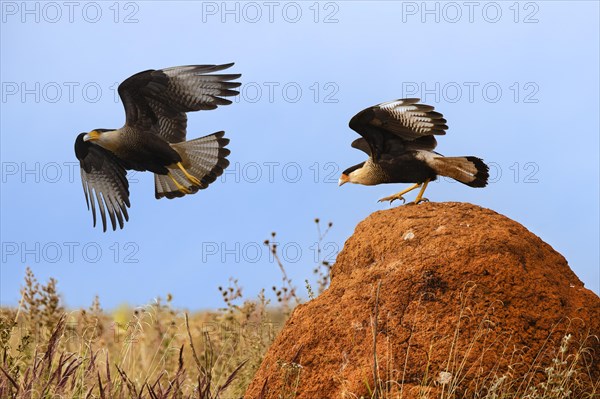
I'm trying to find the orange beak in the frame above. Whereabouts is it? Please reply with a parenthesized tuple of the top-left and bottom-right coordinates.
(83, 130, 101, 142)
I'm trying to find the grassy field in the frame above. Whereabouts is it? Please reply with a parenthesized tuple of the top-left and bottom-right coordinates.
(2, 269, 597, 399)
(0, 220, 598, 398)
(0, 267, 285, 398)
(0, 223, 332, 398)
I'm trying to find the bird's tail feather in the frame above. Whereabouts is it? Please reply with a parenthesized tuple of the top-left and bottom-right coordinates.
(154, 131, 230, 199)
(432, 156, 489, 187)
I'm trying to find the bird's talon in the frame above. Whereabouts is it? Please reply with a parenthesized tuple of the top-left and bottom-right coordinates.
(378, 195, 406, 204)
(187, 175, 201, 186)
(176, 162, 202, 186)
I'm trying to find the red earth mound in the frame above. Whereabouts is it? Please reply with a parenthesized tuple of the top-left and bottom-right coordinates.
(245, 202, 600, 398)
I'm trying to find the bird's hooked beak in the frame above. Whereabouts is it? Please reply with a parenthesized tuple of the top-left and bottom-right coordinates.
(338, 173, 349, 186)
(83, 130, 101, 142)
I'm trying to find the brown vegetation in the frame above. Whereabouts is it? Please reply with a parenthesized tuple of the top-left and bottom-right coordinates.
(0, 219, 332, 398)
(0, 268, 259, 398)
(245, 202, 600, 399)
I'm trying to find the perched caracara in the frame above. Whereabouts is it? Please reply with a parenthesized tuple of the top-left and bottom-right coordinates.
(74, 63, 240, 231)
(339, 98, 489, 204)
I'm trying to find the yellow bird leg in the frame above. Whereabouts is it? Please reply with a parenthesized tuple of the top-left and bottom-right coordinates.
(378, 182, 422, 204)
(176, 162, 201, 186)
(168, 172, 192, 195)
(412, 179, 431, 204)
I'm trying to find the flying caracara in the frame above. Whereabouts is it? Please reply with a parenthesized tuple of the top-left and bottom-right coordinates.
(74, 63, 240, 231)
(338, 98, 489, 204)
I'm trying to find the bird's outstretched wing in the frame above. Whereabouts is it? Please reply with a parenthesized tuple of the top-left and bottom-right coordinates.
(349, 98, 447, 159)
(74, 133, 130, 232)
(118, 63, 241, 143)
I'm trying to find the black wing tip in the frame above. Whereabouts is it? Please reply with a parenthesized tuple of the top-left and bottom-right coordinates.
(466, 156, 490, 187)
(96, 208, 127, 231)
(220, 73, 241, 80)
(198, 165, 227, 188)
(157, 190, 186, 200)
(216, 133, 231, 156)
(212, 97, 233, 106)
(220, 147, 231, 157)
(221, 82, 242, 89)
(196, 144, 231, 190)
(214, 135, 232, 172)
(208, 130, 226, 139)
(207, 131, 231, 149)
(220, 89, 241, 97)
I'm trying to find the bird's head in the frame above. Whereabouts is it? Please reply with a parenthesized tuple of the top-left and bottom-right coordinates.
(83, 129, 104, 142)
(338, 173, 350, 186)
(339, 162, 367, 186)
(82, 129, 120, 152)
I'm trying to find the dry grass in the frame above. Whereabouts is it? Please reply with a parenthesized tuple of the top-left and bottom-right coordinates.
(3, 219, 596, 399)
(0, 219, 333, 398)
(360, 283, 599, 399)
(0, 268, 262, 398)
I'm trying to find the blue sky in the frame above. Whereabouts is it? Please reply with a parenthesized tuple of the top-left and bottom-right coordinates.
(1, 1, 598, 310)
